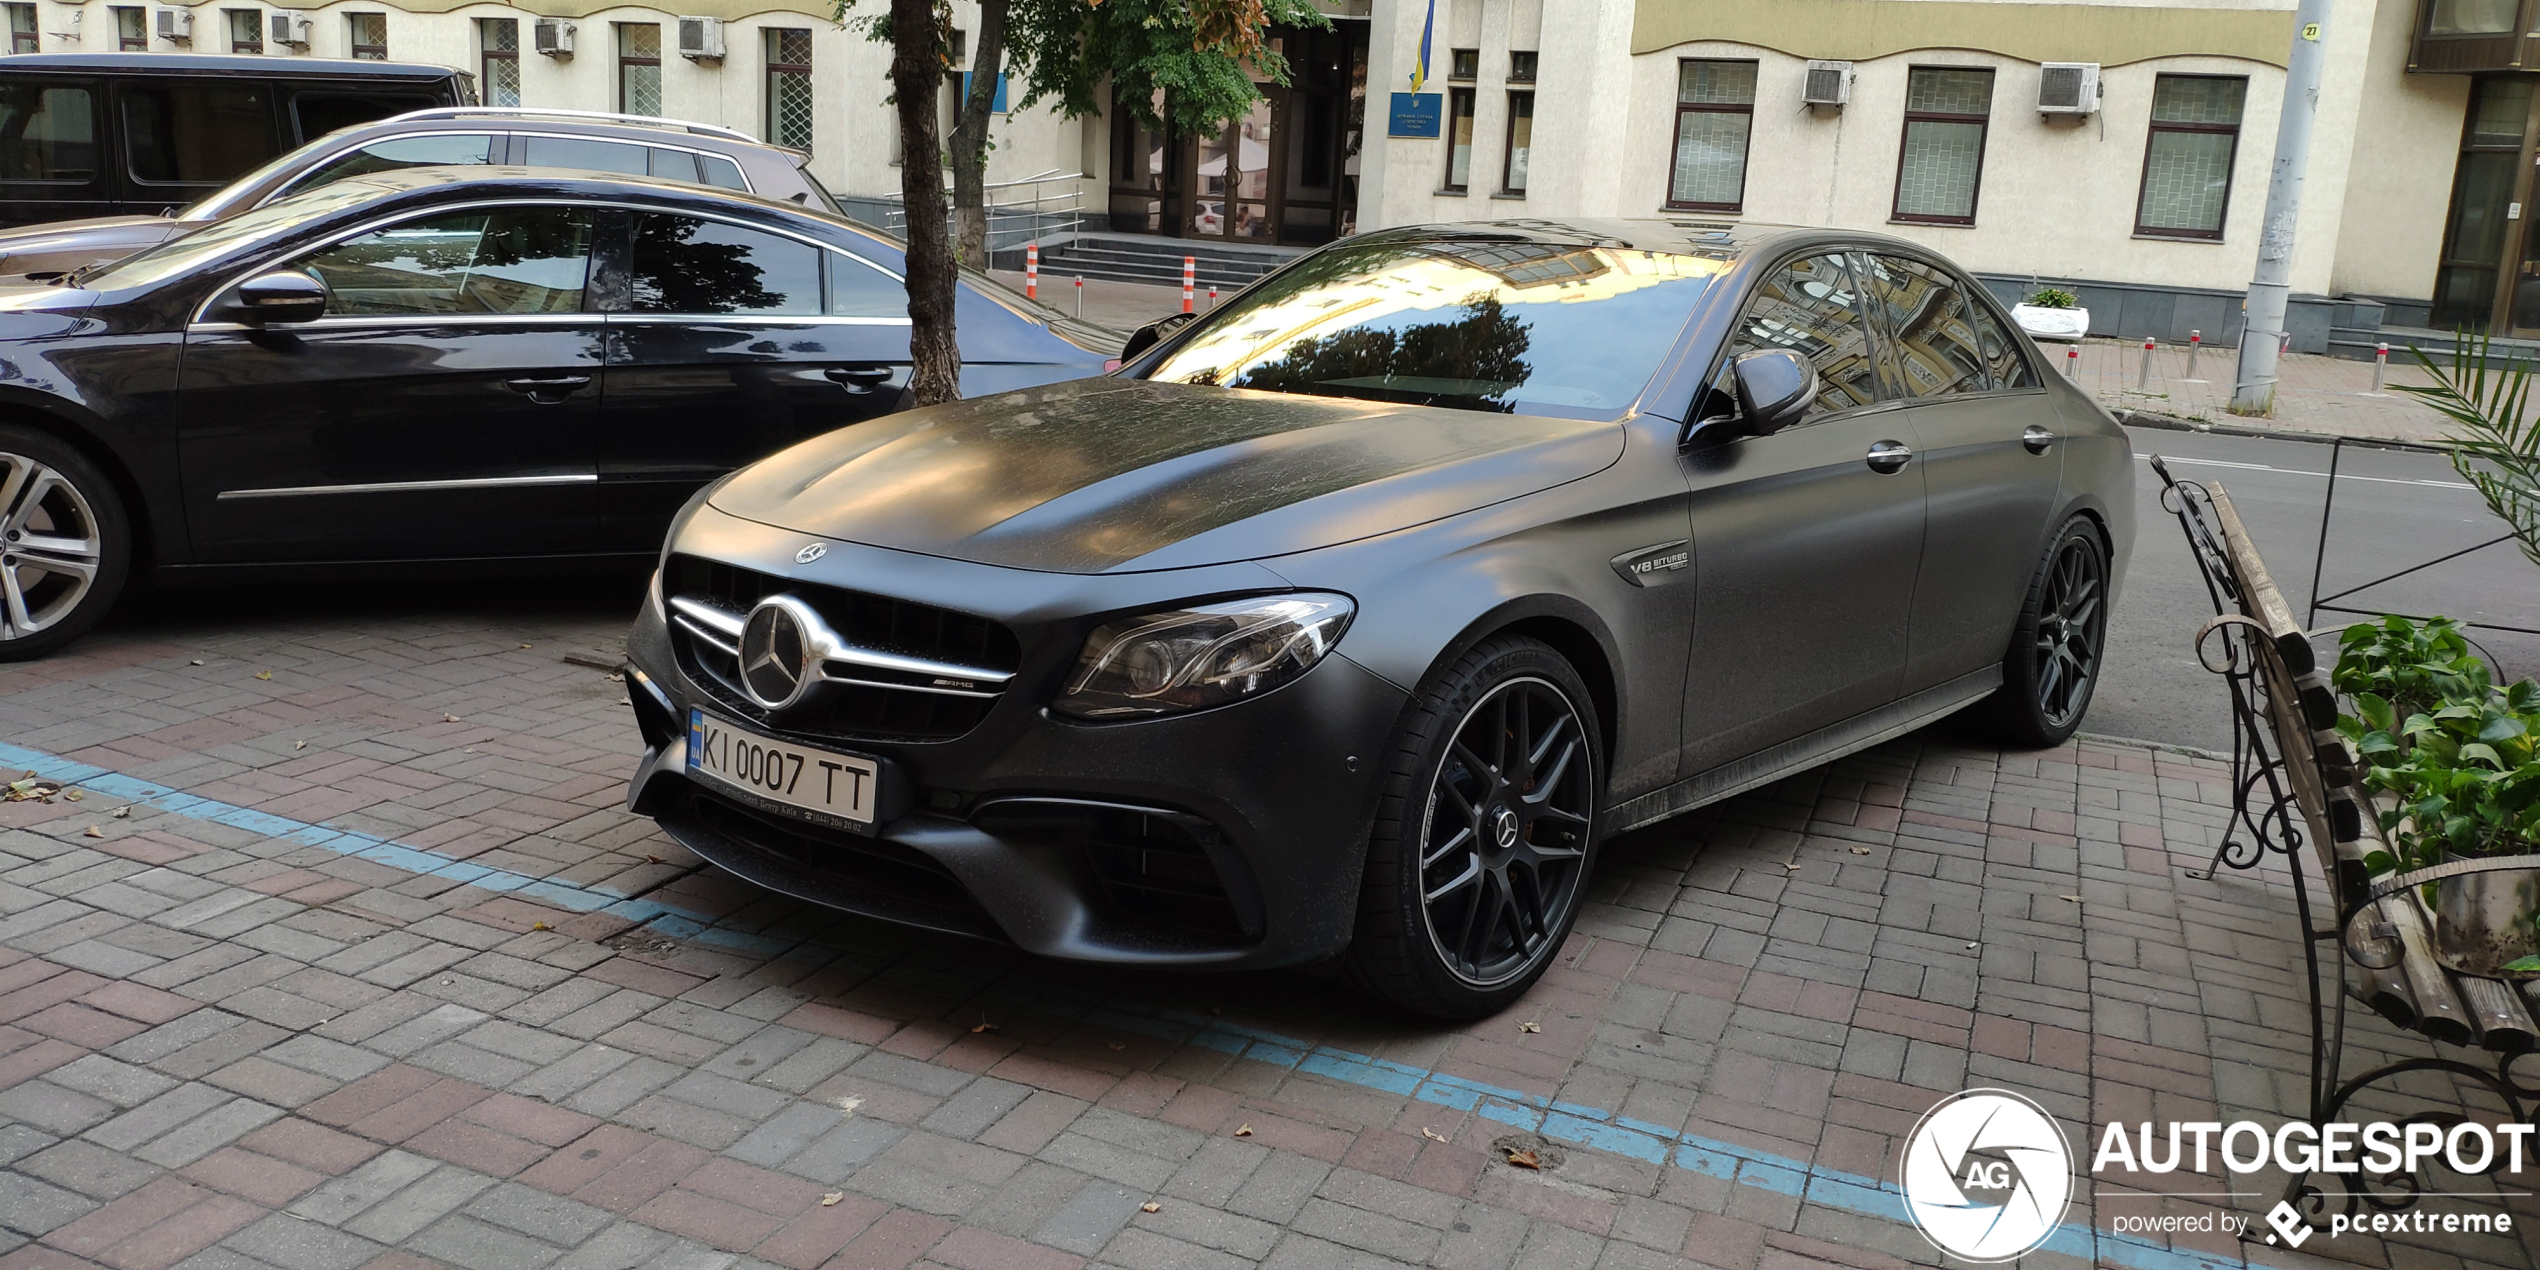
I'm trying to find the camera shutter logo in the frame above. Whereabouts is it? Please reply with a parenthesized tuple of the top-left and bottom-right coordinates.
(1900, 1089, 2073, 1262)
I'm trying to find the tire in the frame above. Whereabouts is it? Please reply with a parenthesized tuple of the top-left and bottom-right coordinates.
(1982, 516, 2109, 748)
(1345, 635, 1602, 1019)
(0, 424, 129, 662)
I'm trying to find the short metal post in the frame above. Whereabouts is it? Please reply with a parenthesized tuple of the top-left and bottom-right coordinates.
(1074, 275, 1083, 320)
(2184, 329, 2201, 380)
(1208, 285, 1218, 312)
(2137, 337, 2156, 389)
(1182, 257, 1195, 314)
(2065, 346, 2079, 378)
(2372, 342, 2388, 392)
(1024, 242, 1039, 301)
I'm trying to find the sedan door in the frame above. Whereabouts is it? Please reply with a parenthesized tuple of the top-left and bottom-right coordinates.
(1677, 252, 1927, 775)
(595, 209, 912, 552)
(1854, 253, 2062, 695)
(177, 204, 604, 561)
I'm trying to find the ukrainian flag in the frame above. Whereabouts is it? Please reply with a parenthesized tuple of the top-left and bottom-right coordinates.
(1410, 0, 1436, 91)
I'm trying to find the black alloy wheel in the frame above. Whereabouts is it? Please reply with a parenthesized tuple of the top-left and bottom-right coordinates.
(1347, 635, 1603, 1018)
(1985, 517, 2108, 747)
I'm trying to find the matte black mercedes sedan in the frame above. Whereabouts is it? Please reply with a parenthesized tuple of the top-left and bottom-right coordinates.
(620, 221, 2133, 1017)
(0, 167, 1111, 656)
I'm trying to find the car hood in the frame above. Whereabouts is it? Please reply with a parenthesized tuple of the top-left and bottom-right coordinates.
(0, 216, 183, 275)
(707, 378, 1626, 574)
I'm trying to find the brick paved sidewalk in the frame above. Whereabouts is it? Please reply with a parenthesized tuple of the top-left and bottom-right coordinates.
(0, 598, 2532, 1270)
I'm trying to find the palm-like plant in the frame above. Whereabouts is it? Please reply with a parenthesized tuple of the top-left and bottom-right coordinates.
(2399, 335, 2540, 570)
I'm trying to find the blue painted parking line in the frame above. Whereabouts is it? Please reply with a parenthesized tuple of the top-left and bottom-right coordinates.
(0, 738, 2271, 1269)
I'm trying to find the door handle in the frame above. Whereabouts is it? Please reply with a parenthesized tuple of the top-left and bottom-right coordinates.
(825, 365, 896, 395)
(1865, 440, 1913, 474)
(505, 374, 592, 403)
(2022, 424, 2057, 455)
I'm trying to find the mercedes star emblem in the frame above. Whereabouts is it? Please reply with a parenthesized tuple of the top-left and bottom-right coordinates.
(738, 597, 817, 710)
(796, 542, 828, 564)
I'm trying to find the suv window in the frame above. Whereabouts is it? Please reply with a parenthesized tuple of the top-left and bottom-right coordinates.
(0, 81, 96, 182)
(699, 153, 747, 190)
(288, 91, 436, 144)
(1859, 254, 1986, 399)
(1715, 253, 1880, 417)
(287, 133, 497, 194)
(629, 213, 820, 315)
(123, 84, 278, 186)
(519, 134, 649, 176)
(302, 206, 593, 316)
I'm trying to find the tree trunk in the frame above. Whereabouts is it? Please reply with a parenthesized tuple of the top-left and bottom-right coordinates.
(950, 0, 1007, 268)
(889, 0, 959, 406)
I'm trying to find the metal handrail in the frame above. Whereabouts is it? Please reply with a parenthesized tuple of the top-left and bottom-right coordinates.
(879, 169, 1090, 250)
(384, 105, 759, 143)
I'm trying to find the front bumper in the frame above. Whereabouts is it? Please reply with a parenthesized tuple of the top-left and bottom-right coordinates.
(620, 522, 1411, 970)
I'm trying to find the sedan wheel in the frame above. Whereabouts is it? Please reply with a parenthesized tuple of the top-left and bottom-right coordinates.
(0, 426, 128, 660)
(1983, 517, 2108, 747)
(1348, 635, 1602, 1018)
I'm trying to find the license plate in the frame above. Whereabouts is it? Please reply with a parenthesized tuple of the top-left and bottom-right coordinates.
(686, 709, 879, 832)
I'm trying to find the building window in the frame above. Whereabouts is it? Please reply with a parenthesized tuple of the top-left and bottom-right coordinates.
(112, 5, 143, 49)
(2427, 0, 2517, 34)
(1667, 59, 1756, 211)
(766, 28, 812, 152)
(1502, 91, 1532, 193)
(618, 24, 661, 116)
(2134, 75, 2245, 239)
(2432, 77, 2533, 328)
(346, 12, 386, 59)
(1508, 51, 1536, 83)
(1448, 48, 1477, 81)
(7, 3, 35, 52)
(1894, 67, 1994, 225)
(478, 18, 519, 107)
(1444, 87, 1476, 190)
(226, 8, 261, 54)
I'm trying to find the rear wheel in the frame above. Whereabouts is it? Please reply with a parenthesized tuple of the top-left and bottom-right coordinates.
(1347, 635, 1601, 1019)
(1982, 517, 2108, 747)
(0, 425, 128, 661)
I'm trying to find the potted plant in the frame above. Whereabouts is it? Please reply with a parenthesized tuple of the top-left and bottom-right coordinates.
(2010, 287, 2090, 342)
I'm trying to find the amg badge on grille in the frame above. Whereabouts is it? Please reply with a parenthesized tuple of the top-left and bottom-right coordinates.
(1610, 540, 1691, 588)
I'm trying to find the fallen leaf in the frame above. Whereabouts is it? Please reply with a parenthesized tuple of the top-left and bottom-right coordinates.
(1848, 846, 1871, 855)
(1234, 1124, 1253, 1137)
(294, 741, 307, 750)
(111, 805, 130, 819)
(531, 921, 551, 932)
(838, 1096, 863, 1114)
(443, 714, 461, 723)
(82, 825, 102, 838)
(1518, 1021, 1540, 1034)
(1139, 1202, 1161, 1213)
(1505, 1148, 1540, 1169)
(1780, 862, 1801, 872)
(2060, 894, 2084, 903)
(607, 673, 625, 683)
(1421, 1127, 1448, 1142)
(255, 670, 272, 681)
(645, 855, 662, 864)
(190, 659, 204, 666)
(519, 643, 533, 650)
(62, 789, 81, 802)
(1964, 942, 1979, 950)
(820, 1192, 844, 1207)
(971, 1016, 998, 1034)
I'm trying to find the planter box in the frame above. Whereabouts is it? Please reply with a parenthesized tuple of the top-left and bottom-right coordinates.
(2011, 303, 2089, 342)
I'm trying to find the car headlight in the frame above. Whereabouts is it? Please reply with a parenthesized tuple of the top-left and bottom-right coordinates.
(1054, 593, 1355, 720)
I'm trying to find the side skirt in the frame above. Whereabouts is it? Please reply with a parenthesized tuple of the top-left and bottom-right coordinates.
(1604, 666, 2003, 837)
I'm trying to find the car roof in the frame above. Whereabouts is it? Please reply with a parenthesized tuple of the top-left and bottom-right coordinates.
(314, 165, 881, 241)
(1362, 217, 1952, 266)
(323, 109, 788, 156)
(0, 52, 460, 78)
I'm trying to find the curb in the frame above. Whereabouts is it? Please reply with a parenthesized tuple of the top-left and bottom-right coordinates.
(2115, 407, 2402, 448)
(2074, 730, 2231, 764)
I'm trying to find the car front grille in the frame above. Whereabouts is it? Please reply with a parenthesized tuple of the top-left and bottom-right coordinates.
(664, 553, 1022, 743)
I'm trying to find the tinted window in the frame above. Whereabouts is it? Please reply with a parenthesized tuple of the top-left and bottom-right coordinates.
(1966, 292, 2034, 389)
(699, 153, 747, 190)
(1146, 238, 1720, 417)
(1719, 254, 1879, 415)
(828, 253, 902, 319)
(123, 84, 277, 185)
(290, 133, 497, 193)
(647, 146, 698, 182)
(1859, 254, 1986, 399)
(289, 92, 436, 144)
(519, 135, 649, 176)
(0, 82, 95, 181)
(302, 206, 592, 316)
(629, 214, 820, 315)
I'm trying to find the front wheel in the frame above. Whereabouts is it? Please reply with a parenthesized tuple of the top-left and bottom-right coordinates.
(1982, 517, 2109, 747)
(1346, 635, 1602, 1019)
(0, 425, 129, 661)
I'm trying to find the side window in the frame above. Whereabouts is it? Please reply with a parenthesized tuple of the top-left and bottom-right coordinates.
(518, 135, 650, 177)
(289, 134, 498, 194)
(287, 92, 435, 144)
(629, 213, 821, 315)
(1859, 254, 1986, 398)
(1964, 291, 2034, 389)
(647, 147, 699, 183)
(1715, 253, 1881, 418)
(300, 206, 593, 316)
(0, 82, 95, 182)
(122, 84, 277, 186)
(827, 253, 903, 319)
(697, 153, 748, 190)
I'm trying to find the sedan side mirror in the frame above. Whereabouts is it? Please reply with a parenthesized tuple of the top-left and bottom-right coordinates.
(232, 269, 328, 326)
(1730, 349, 1817, 437)
(1119, 311, 1197, 362)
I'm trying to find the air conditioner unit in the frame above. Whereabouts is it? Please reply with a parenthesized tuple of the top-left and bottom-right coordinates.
(1802, 60, 1852, 108)
(268, 11, 308, 47)
(153, 7, 189, 42)
(676, 16, 723, 60)
(2038, 62, 2101, 115)
(532, 15, 573, 57)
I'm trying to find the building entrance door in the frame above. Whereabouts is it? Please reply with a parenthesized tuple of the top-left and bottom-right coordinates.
(2434, 76, 2540, 333)
(1189, 91, 1279, 241)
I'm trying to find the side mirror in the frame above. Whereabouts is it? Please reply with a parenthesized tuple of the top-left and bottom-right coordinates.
(1730, 349, 1816, 438)
(1119, 311, 1197, 362)
(232, 269, 328, 326)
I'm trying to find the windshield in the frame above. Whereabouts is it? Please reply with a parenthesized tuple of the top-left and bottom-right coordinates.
(81, 180, 386, 291)
(173, 144, 322, 222)
(1144, 237, 1722, 418)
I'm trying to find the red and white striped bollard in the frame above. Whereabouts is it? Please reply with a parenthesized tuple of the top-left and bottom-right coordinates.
(1024, 242, 1038, 301)
(1182, 257, 1195, 314)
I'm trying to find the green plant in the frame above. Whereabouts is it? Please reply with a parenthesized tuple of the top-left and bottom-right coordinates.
(2341, 676, 2540, 877)
(2026, 287, 2079, 309)
(2396, 334, 2540, 570)
(2334, 615, 2493, 726)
